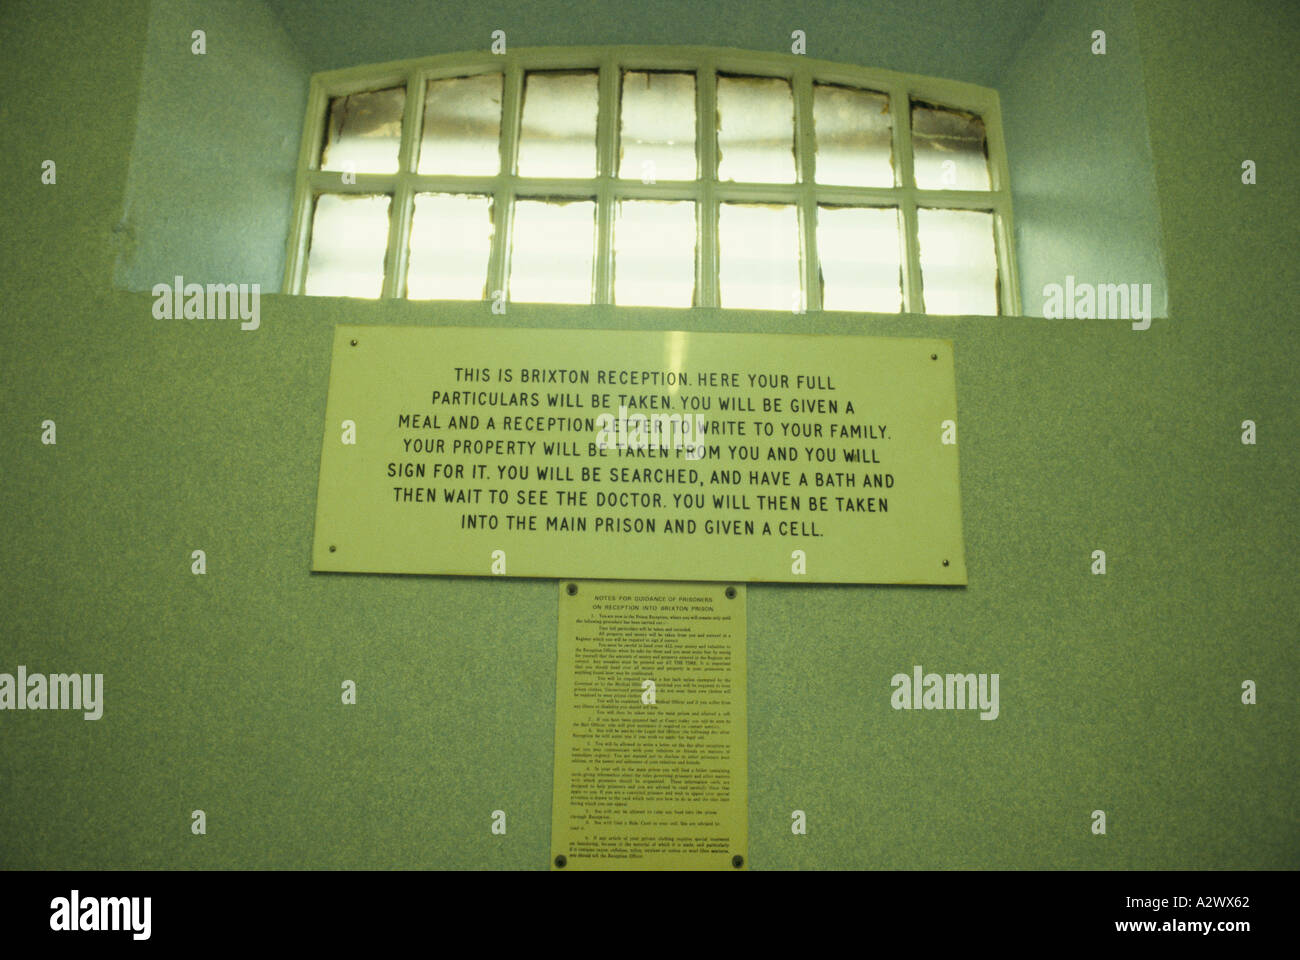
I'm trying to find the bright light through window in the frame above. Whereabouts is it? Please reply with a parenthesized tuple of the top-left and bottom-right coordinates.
(407, 194, 493, 300)
(718, 203, 800, 310)
(304, 193, 390, 298)
(614, 200, 696, 307)
(291, 49, 1015, 314)
(817, 206, 902, 312)
(509, 199, 596, 304)
(917, 208, 998, 315)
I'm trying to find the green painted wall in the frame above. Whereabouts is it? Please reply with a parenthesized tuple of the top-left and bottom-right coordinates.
(114, 0, 309, 292)
(1, 0, 1295, 869)
(267, 0, 1048, 82)
(1000, 0, 1168, 317)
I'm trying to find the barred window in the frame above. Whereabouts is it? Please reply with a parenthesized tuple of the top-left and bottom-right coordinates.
(286, 47, 1018, 315)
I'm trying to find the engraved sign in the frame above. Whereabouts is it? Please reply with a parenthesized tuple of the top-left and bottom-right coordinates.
(311, 324, 966, 584)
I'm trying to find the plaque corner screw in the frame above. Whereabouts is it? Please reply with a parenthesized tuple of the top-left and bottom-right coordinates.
(329, 545, 337, 553)
(350, 338, 358, 347)
(554, 854, 567, 868)
(725, 586, 737, 599)
(942, 559, 949, 567)
(731, 854, 744, 868)
(566, 583, 578, 596)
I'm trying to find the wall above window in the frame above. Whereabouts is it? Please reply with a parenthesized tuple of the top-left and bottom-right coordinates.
(264, 0, 1051, 84)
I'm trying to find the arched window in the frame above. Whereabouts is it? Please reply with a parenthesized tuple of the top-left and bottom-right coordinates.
(285, 46, 1018, 314)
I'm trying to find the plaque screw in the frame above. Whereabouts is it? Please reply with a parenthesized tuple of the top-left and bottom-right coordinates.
(930, 353, 937, 360)
(329, 545, 337, 553)
(942, 559, 949, 567)
(566, 583, 578, 596)
(725, 586, 737, 599)
(732, 855, 744, 868)
(554, 855, 567, 868)
(350, 339, 358, 346)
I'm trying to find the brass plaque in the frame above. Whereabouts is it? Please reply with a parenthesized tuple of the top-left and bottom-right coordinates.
(551, 580, 747, 871)
(311, 324, 966, 584)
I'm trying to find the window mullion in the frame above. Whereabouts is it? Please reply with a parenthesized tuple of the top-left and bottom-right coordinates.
(382, 178, 413, 299)
(698, 60, 718, 309)
(712, 183, 803, 203)
(995, 205, 1020, 315)
(307, 172, 400, 193)
(909, 189, 1005, 209)
(405, 175, 501, 193)
(608, 181, 703, 201)
(488, 61, 525, 305)
(984, 96, 1018, 315)
(284, 81, 329, 294)
(900, 193, 921, 313)
(383, 71, 425, 299)
(794, 67, 819, 314)
(284, 185, 312, 295)
(594, 55, 618, 305)
(892, 86, 924, 314)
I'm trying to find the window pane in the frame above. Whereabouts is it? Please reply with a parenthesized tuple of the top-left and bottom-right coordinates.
(911, 103, 991, 190)
(718, 203, 800, 310)
(320, 87, 404, 174)
(716, 76, 795, 183)
(619, 71, 696, 182)
(917, 208, 998, 315)
(407, 194, 493, 300)
(813, 84, 893, 187)
(304, 194, 391, 298)
(614, 200, 696, 307)
(418, 74, 502, 176)
(517, 71, 598, 179)
(817, 206, 902, 312)
(509, 199, 595, 303)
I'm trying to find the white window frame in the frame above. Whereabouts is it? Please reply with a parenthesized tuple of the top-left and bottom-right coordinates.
(284, 45, 1020, 314)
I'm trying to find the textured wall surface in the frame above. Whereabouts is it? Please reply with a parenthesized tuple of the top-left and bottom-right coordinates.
(0, 0, 1295, 869)
(1001, 0, 1169, 316)
(113, 0, 308, 292)
(265, 0, 1050, 81)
